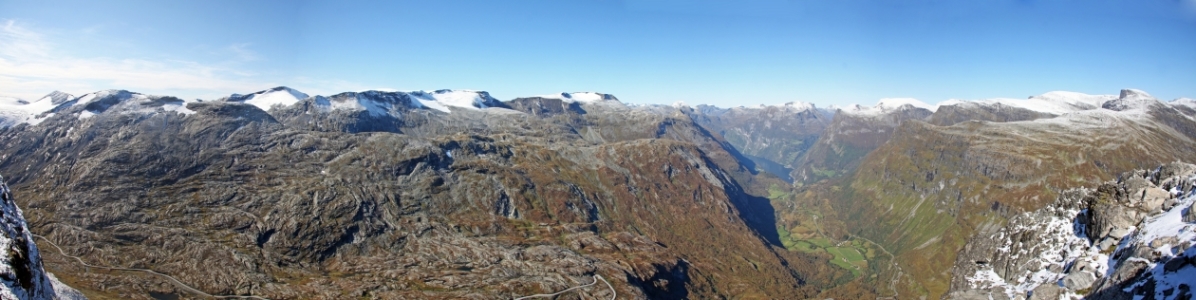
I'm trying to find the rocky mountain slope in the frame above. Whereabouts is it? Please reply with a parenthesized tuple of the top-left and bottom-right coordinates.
(0, 175, 85, 300)
(790, 100, 933, 185)
(949, 162, 1196, 300)
(776, 89, 1196, 298)
(0, 88, 819, 299)
(685, 103, 832, 182)
(3, 86, 1196, 299)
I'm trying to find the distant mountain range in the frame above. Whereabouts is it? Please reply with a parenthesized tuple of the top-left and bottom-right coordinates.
(1, 87, 1194, 299)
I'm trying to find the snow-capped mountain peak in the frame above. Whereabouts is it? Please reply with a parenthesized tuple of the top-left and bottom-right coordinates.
(537, 92, 619, 103)
(1172, 98, 1196, 109)
(932, 92, 1108, 116)
(1102, 88, 1161, 111)
(877, 98, 933, 111)
(730, 101, 819, 114)
(1031, 91, 1115, 108)
(314, 90, 425, 117)
(37, 91, 74, 105)
(225, 86, 309, 111)
(780, 101, 816, 111)
(1119, 88, 1154, 100)
(840, 98, 934, 116)
(0, 91, 85, 127)
(408, 89, 500, 113)
(933, 90, 1146, 116)
(71, 90, 195, 119)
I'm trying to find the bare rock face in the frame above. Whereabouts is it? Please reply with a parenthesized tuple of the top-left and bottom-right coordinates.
(0, 175, 84, 300)
(1103, 89, 1161, 111)
(1061, 270, 1096, 291)
(948, 162, 1196, 300)
(1029, 283, 1063, 300)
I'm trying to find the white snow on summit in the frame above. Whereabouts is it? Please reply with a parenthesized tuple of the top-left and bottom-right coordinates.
(222, 88, 502, 114)
(737, 101, 817, 112)
(1172, 98, 1196, 109)
(0, 91, 74, 127)
(229, 87, 309, 111)
(1118, 88, 1154, 101)
(839, 98, 934, 116)
(1101, 89, 1162, 112)
(937, 92, 1111, 115)
(409, 90, 498, 113)
(315, 92, 399, 117)
(832, 90, 1165, 118)
(74, 90, 196, 119)
(939, 90, 1163, 116)
(878, 98, 934, 111)
(779, 101, 816, 111)
(1032, 91, 1115, 109)
(537, 92, 618, 103)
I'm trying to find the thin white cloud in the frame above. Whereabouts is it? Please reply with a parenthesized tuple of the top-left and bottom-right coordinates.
(225, 43, 260, 62)
(0, 20, 51, 60)
(0, 20, 360, 100)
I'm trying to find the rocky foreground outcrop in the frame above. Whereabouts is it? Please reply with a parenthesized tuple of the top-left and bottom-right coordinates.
(949, 162, 1196, 300)
(0, 175, 84, 300)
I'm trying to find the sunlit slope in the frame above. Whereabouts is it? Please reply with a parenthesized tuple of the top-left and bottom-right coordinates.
(809, 102, 1196, 298)
(792, 105, 933, 185)
(0, 88, 820, 299)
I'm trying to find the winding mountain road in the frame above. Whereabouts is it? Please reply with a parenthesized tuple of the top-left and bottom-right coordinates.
(33, 234, 269, 300)
(512, 274, 616, 300)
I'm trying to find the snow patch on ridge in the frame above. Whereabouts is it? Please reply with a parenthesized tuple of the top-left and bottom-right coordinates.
(410, 89, 498, 113)
(320, 94, 396, 116)
(839, 98, 934, 116)
(736, 101, 817, 112)
(536, 92, 619, 103)
(74, 90, 196, 120)
(837, 90, 1156, 118)
(878, 98, 934, 111)
(1102, 89, 1161, 111)
(779, 101, 816, 111)
(963, 204, 1109, 299)
(962, 172, 1196, 299)
(1172, 98, 1196, 109)
(0, 91, 74, 127)
(1119, 186, 1196, 300)
(228, 87, 309, 111)
(940, 97, 1094, 115)
(227, 88, 502, 115)
(935, 91, 1118, 116)
(1033, 91, 1115, 108)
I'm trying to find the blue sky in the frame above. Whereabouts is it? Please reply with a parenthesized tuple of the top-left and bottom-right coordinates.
(1, 0, 1194, 107)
